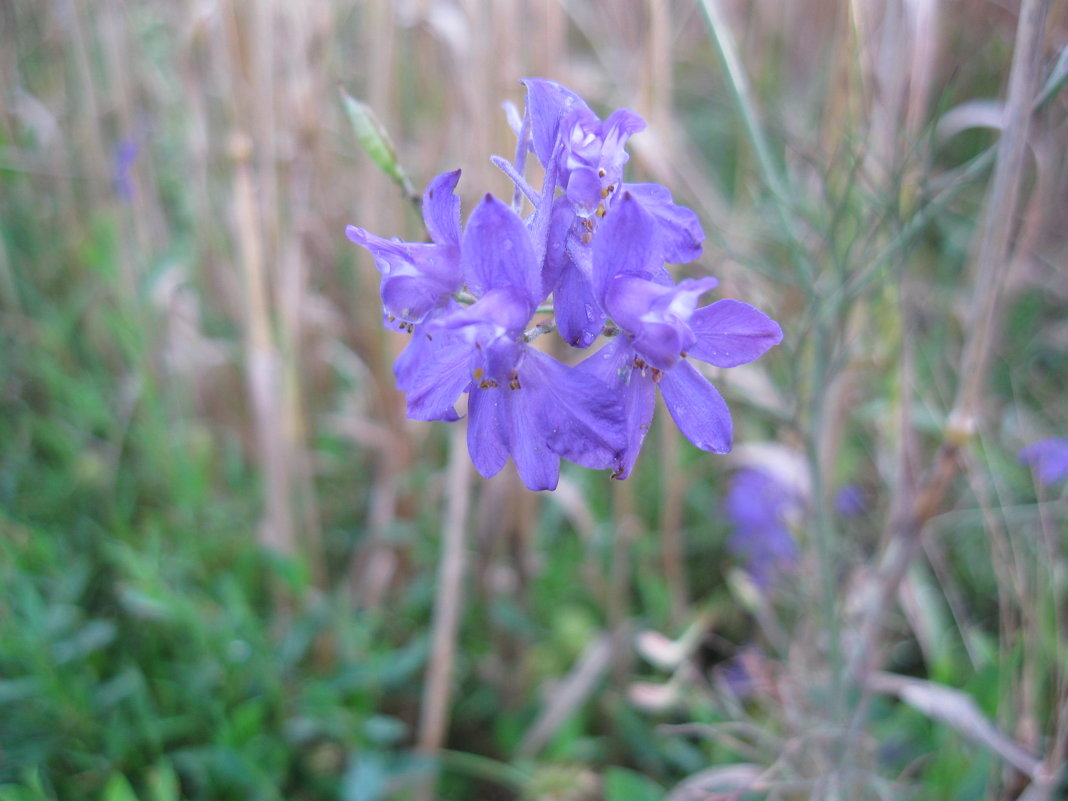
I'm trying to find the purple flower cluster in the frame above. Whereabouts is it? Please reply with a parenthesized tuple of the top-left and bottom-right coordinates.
(347, 79, 782, 491)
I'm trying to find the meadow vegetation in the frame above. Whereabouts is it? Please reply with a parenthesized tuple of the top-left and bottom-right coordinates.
(1, 1, 1067, 799)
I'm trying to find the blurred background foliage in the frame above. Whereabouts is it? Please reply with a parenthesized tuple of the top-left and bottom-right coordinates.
(1, 0, 1067, 799)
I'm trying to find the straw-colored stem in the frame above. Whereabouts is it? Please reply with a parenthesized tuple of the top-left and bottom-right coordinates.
(415, 424, 472, 800)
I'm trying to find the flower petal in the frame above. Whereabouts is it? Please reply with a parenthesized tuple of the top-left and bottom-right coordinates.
(599, 108, 646, 173)
(688, 299, 783, 368)
(592, 192, 660, 303)
(623, 182, 705, 263)
(504, 388, 561, 491)
(522, 78, 590, 170)
(422, 169, 462, 247)
(435, 287, 532, 339)
(467, 388, 508, 479)
(553, 257, 604, 348)
(520, 348, 627, 470)
(725, 468, 798, 589)
(565, 166, 603, 216)
(543, 198, 576, 292)
(658, 359, 732, 453)
(346, 227, 460, 323)
(462, 194, 541, 309)
(394, 332, 472, 422)
(378, 267, 448, 323)
(1018, 437, 1068, 485)
(578, 338, 655, 479)
(604, 276, 716, 370)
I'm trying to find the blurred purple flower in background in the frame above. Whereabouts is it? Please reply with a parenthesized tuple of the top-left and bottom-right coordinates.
(113, 139, 139, 201)
(1018, 438, 1068, 486)
(834, 483, 867, 518)
(725, 468, 798, 588)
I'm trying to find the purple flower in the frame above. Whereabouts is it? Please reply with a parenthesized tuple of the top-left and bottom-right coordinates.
(1018, 438, 1068, 486)
(346, 170, 464, 328)
(389, 193, 627, 490)
(725, 468, 798, 588)
(579, 194, 782, 478)
(523, 78, 645, 217)
(346, 78, 780, 490)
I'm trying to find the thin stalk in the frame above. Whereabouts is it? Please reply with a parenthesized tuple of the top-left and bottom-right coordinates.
(949, 0, 1050, 439)
(657, 405, 687, 626)
(415, 424, 472, 801)
(697, 0, 816, 286)
(805, 316, 845, 715)
(230, 129, 296, 557)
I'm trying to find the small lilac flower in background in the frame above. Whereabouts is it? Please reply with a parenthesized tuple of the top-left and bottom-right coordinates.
(715, 646, 767, 701)
(113, 139, 139, 201)
(724, 468, 798, 589)
(1018, 438, 1068, 486)
(834, 483, 867, 518)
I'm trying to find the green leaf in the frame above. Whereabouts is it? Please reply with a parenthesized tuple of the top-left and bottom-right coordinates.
(340, 87, 415, 199)
(103, 774, 140, 801)
(146, 761, 181, 801)
(603, 767, 663, 801)
(0, 786, 46, 801)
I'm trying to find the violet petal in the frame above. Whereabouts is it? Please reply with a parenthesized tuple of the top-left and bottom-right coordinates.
(422, 169, 463, 247)
(394, 333, 472, 422)
(565, 166, 603, 216)
(623, 182, 705, 263)
(553, 259, 604, 348)
(522, 78, 590, 170)
(592, 192, 660, 303)
(504, 388, 561, 491)
(578, 338, 656, 479)
(467, 388, 509, 479)
(658, 359, 732, 453)
(462, 194, 541, 310)
(1018, 438, 1068, 486)
(688, 299, 783, 368)
(521, 348, 627, 470)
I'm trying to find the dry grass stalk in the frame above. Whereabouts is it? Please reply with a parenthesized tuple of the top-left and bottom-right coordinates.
(846, 0, 1053, 765)
(517, 628, 626, 757)
(415, 423, 472, 801)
